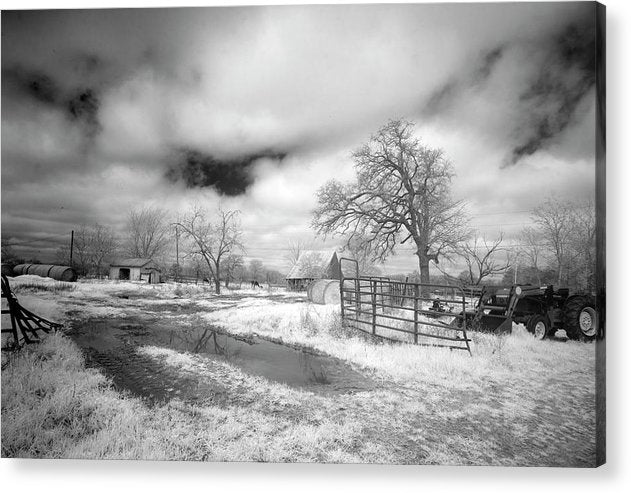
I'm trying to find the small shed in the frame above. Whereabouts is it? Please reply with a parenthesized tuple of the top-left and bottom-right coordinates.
(286, 251, 340, 291)
(109, 258, 161, 284)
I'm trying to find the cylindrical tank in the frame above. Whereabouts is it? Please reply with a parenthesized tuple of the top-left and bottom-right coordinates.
(1, 263, 14, 277)
(308, 279, 341, 305)
(13, 264, 77, 282)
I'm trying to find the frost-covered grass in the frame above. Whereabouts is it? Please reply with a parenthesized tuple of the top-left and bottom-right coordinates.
(1, 279, 598, 465)
(9, 276, 77, 294)
(200, 299, 596, 393)
(1, 333, 378, 462)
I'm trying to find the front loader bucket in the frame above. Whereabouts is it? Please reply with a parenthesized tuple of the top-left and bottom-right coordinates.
(476, 314, 513, 334)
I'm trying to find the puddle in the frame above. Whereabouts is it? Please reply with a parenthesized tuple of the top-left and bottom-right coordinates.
(68, 317, 374, 404)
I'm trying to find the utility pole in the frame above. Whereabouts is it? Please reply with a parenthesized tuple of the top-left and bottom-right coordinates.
(69, 230, 74, 267)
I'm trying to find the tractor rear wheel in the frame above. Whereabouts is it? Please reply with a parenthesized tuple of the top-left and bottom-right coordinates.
(564, 296, 598, 341)
(526, 314, 549, 340)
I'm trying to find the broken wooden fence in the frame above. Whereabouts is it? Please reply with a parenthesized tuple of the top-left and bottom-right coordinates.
(339, 258, 471, 354)
(1, 274, 63, 351)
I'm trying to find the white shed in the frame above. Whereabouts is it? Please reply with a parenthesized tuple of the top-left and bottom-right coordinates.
(109, 258, 161, 284)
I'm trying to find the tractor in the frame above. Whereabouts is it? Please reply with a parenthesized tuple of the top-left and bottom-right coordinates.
(458, 285, 600, 341)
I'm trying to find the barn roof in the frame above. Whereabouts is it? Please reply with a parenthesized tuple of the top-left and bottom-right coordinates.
(110, 258, 159, 269)
(286, 250, 338, 279)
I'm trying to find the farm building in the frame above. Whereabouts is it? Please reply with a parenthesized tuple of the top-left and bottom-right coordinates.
(286, 250, 340, 291)
(109, 258, 161, 284)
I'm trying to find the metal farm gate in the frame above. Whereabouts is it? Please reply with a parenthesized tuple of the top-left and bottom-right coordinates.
(339, 258, 471, 354)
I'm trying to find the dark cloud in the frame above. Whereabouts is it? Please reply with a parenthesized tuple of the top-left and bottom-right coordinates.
(67, 88, 101, 136)
(3, 65, 101, 138)
(166, 148, 287, 196)
(2, 66, 61, 105)
(508, 21, 595, 165)
(474, 47, 504, 82)
(421, 45, 504, 117)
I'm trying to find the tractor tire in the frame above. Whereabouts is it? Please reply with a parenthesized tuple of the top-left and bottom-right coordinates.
(526, 314, 549, 340)
(563, 296, 598, 341)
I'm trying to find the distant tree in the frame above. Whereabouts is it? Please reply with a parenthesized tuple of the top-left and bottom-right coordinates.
(89, 223, 119, 277)
(168, 262, 182, 281)
(284, 239, 312, 269)
(221, 254, 244, 288)
(517, 226, 545, 285)
(291, 251, 327, 278)
(72, 226, 93, 275)
(313, 119, 468, 286)
(567, 201, 596, 291)
(235, 262, 249, 286)
(264, 268, 285, 286)
(249, 259, 265, 282)
(531, 198, 574, 286)
(55, 244, 72, 266)
(71, 223, 118, 277)
(124, 207, 170, 259)
(502, 265, 557, 287)
(439, 233, 510, 286)
(1, 239, 23, 267)
(175, 206, 243, 294)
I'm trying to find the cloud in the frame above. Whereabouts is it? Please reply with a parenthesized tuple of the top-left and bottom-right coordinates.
(165, 148, 287, 196)
(1, 3, 598, 271)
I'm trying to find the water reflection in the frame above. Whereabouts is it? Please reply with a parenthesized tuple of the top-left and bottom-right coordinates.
(150, 325, 337, 387)
(71, 317, 373, 392)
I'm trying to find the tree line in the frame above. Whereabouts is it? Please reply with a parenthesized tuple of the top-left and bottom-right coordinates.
(46, 205, 283, 294)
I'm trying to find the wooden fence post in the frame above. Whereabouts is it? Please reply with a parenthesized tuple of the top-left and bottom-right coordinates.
(413, 283, 419, 344)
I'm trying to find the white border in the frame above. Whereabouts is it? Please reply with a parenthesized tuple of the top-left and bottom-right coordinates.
(1, 1, 629, 491)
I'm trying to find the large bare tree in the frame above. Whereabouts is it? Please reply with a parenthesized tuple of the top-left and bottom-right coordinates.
(313, 119, 468, 284)
(125, 206, 170, 259)
(174, 206, 243, 294)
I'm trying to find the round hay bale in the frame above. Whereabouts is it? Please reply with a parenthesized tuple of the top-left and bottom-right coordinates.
(13, 263, 77, 282)
(1, 263, 14, 277)
(308, 279, 340, 305)
(13, 264, 32, 276)
(47, 265, 77, 282)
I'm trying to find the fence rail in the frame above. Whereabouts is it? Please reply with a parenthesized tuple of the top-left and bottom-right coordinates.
(339, 258, 471, 354)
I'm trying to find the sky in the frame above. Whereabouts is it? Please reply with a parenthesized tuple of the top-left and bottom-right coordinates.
(1, 2, 598, 275)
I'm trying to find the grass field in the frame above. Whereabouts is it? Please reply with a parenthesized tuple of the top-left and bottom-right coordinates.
(1, 277, 598, 465)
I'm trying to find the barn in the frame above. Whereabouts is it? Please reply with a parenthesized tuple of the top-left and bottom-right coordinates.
(286, 250, 340, 291)
(109, 258, 161, 284)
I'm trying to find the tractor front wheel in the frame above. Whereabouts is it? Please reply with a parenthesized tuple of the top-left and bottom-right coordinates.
(526, 314, 549, 340)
